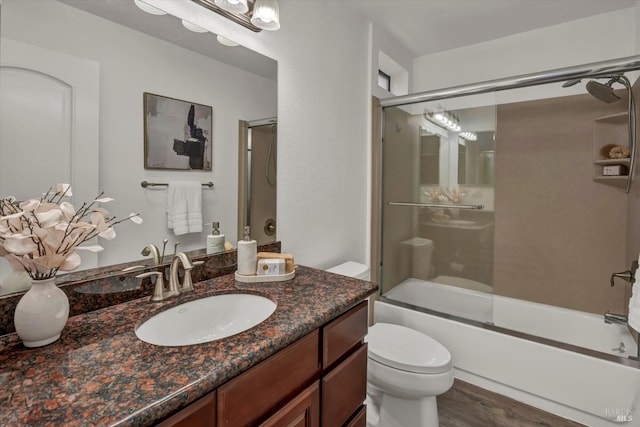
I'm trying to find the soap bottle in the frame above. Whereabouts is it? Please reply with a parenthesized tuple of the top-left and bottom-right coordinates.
(237, 226, 257, 275)
(206, 221, 225, 255)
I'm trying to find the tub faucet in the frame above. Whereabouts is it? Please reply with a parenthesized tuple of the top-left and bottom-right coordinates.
(604, 311, 628, 325)
(610, 260, 638, 287)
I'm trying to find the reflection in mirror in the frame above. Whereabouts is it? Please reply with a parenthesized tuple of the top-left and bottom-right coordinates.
(238, 118, 277, 245)
(0, 0, 277, 297)
(458, 131, 495, 186)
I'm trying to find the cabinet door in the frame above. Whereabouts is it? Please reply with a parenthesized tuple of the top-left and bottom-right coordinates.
(322, 301, 368, 369)
(156, 390, 216, 427)
(345, 406, 366, 427)
(321, 345, 367, 427)
(260, 381, 320, 427)
(218, 330, 320, 427)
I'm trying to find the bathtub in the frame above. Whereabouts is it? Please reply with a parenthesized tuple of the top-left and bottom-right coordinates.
(377, 278, 640, 426)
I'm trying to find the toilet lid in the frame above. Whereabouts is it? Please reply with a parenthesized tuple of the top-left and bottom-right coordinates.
(366, 323, 452, 374)
(326, 261, 370, 280)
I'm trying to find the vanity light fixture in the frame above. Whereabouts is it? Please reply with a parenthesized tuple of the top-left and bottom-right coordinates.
(428, 111, 461, 132)
(182, 19, 209, 33)
(217, 35, 240, 46)
(460, 131, 478, 141)
(214, 0, 249, 14)
(134, 0, 167, 15)
(191, 0, 281, 32)
(251, 0, 280, 31)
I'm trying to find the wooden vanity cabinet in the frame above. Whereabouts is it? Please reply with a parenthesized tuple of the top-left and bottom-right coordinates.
(156, 390, 217, 427)
(159, 301, 368, 427)
(217, 330, 321, 426)
(259, 381, 320, 427)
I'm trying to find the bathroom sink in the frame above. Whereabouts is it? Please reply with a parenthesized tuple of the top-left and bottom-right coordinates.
(135, 293, 277, 346)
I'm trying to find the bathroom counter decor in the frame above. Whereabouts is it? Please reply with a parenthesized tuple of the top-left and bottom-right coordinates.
(0, 266, 377, 426)
(234, 269, 295, 283)
(0, 183, 142, 347)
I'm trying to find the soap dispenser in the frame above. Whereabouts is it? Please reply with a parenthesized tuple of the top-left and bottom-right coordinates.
(206, 221, 225, 255)
(237, 226, 257, 275)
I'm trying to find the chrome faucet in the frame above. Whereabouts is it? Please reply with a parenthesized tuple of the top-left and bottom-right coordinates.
(140, 239, 169, 265)
(136, 271, 178, 302)
(169, 253, 194, 293)
(604, 311, 628, 325)
(141, 244, 161, 265)
(136, 253, 204, 302)
(169, 253, 204, 294)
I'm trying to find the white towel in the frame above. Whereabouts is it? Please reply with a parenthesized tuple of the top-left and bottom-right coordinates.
(167, 181, 203, 236)
(628, 254, 640, 333)
(629, 279, 640, 332)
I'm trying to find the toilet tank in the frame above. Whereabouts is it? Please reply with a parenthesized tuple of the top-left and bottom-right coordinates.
(326, 261, 370, 280)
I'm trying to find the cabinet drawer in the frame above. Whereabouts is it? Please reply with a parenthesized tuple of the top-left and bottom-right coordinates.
(218, 330, 320, 427)
(322, 301, 368, 368)
(157, 390, 216, 427)
(321, 344, 367, 427)
(345, 405, 366, 427)
(259, 381, 320, 427)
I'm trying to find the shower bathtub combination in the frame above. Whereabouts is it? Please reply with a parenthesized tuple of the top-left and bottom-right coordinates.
(374, 56, 640, 426)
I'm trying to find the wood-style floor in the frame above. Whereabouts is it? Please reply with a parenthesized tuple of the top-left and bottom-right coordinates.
(437, 379, 585, 427)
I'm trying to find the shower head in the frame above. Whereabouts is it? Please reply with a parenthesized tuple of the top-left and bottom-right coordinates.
(586, 78, 621, 103)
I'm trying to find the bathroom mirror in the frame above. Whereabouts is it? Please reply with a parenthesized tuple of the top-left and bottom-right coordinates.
(420, 117, 495, 188)
(457, 131, 495, 186)
(0, 0, 277, 296)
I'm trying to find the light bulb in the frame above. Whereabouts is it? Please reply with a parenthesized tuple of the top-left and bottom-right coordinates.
(217, 35, 240, 47)
(134, 0, 167, 15)
(251, 0, 280, 31)
(182, 20, 208, 33)
(214, 0, 249, 14)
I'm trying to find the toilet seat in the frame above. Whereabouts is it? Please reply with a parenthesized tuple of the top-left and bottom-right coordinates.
(366, 323, 452, 374)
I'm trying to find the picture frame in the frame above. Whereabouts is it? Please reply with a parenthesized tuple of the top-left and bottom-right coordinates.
(143, 92, 212, 170)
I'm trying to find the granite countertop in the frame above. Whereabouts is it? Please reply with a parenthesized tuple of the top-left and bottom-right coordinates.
(0, 266, 378, 427)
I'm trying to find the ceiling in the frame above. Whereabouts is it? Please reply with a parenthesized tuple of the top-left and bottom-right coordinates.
(56, 0, 638, 72)
(345, 0, 639, 57)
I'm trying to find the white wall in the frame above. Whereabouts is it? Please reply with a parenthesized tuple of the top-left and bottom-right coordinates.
(636, 2, 640, 53)
(370, 23, 414, 100)
(2, 1, 277, 267)
(413, 8, 637, 92)
(202, 1, 371, 269)
(272, 2, 370, 268)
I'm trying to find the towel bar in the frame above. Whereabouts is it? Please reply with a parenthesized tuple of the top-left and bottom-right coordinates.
(140, 181, 214, 188)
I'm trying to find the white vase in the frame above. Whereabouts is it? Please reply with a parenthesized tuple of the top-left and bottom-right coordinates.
(14, 277, 69, 348)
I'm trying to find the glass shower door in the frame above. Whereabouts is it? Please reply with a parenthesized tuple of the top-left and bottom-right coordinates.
(381, 101, 497, 323)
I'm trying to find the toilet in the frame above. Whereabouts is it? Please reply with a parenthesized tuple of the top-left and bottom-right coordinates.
(400, 237, 434, 280)
(366, 323, 453, 427)
(326, 261, 454, 427)
(326, 260, 371, 280)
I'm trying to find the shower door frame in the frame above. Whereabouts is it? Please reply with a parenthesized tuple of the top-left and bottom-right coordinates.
(237, 117, 278, 243)
(370, 55, 640, 366)
(372, 54, 640, 282)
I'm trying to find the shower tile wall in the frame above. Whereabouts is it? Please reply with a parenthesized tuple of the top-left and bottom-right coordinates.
(494, 92, 629, 315)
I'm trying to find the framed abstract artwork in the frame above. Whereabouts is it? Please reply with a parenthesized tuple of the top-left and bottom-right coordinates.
(143, 92, 212, 170)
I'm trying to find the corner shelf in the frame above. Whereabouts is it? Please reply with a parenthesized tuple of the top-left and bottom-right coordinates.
(592, 112, 630, 189)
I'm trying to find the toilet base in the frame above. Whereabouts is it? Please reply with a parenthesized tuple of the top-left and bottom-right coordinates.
(366, 388, 439, 427)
